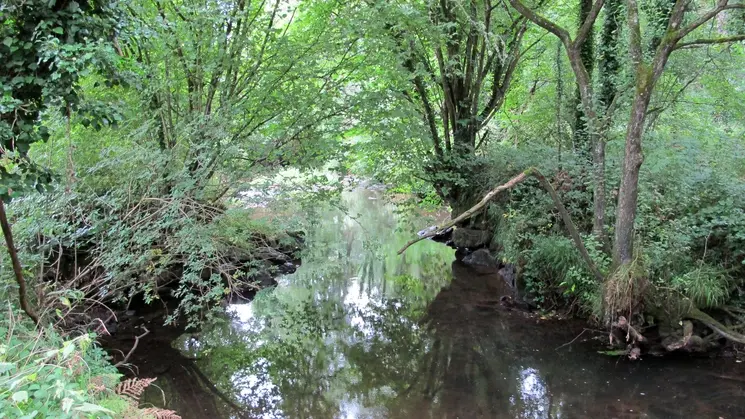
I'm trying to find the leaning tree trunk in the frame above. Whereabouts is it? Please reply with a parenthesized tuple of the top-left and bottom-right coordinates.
(0, 200, 39, 325)
(400, 168, 605, 283)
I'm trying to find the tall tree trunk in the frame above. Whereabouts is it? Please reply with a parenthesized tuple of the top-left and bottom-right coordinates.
(613, 74, 653, 264)
(556, 40, 564, 165)
(572, 0, 595, 158)
(598, 0, 621, 109)
(613, 0, 675, 265)
(593, 0, 622, 249)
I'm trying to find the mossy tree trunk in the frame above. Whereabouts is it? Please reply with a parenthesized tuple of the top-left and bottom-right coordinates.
(509, 0, 611, 250)
(572, 0, 595, 159)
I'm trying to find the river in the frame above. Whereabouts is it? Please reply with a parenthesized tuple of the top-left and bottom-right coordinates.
(137, 188, 745, 419)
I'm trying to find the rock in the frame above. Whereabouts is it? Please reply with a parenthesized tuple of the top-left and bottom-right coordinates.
(498, 264, 516, 288)
(452, 227, 491, 249)
(462, 248, 498, 269)
(661, 320, 708, 353)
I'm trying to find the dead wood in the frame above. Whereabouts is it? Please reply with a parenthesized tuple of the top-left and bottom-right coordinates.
(399, 167, 604, 282)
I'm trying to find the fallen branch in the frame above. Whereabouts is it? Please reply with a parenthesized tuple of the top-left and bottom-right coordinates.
(555, 328, 588, 351)
(398, 172, 528, 255)
(399, 167, 604, 282)
(114, 326, 150, 367)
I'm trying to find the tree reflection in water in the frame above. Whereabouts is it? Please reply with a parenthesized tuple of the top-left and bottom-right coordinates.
(167, 188, 745, 419)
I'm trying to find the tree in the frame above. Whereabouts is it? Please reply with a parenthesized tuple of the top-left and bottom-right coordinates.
(572, 0, 596, 157)
(123, 0, 360, 183)
(358, 0, 529, 219)
(508, 0, 614, 250)
(0, 0, 118, 324)
(508, 0, 745, 267)
(614, 0, 745, 265)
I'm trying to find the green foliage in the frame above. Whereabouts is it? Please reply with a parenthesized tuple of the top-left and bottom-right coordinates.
(8, 143, 300, 328)
(670, 264, 732, 310)
(0, 0, 120, 198)
(0, 311, 122, 418)
(520, 234, 602, 314)
(1, 0, 744, 385)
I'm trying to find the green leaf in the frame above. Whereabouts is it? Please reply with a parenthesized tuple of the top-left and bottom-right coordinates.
(597, 350, 628, 356)
(52, 27, 64, 35)
(12, 390, 28, 403)
(61, 342, 75, 359)
(74, 403, 113, 414)
(18, 410, 39, 419)
(2, 37, 13, 47)
(61, 397, 73, 413)
(0, 362, 16, 374)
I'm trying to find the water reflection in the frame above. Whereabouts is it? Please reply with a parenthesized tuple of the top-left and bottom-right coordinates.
(167, 188, 745, 419)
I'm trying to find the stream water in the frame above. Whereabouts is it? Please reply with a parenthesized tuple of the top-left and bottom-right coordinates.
(138, 188, 745, 419)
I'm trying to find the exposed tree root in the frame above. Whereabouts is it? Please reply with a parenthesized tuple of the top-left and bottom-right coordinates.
(612, 316, 646, 344)
(686, 306, 745, 345)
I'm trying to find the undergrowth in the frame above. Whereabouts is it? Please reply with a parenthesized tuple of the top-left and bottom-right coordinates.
(7, 145, 300, 329)
(0, 307, 120, 418)
(482, 139, 745, 318)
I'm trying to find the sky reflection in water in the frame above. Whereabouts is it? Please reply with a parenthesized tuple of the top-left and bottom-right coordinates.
(173, 188, 745, 419)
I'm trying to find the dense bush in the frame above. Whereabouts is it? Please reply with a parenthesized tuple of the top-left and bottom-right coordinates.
(476, 136, 745, 315)
(6, 149, 299, 329)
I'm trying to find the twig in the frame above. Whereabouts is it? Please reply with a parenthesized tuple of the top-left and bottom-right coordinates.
(555, 328, 588, 351)
(114, 327, 150, 367)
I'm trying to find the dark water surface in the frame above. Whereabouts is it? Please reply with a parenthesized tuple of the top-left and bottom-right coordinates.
(141, 188, 745, 419)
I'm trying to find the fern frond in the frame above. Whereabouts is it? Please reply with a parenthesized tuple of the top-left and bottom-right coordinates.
(141, 407, 182, 419)
(115, 377, 157, 402)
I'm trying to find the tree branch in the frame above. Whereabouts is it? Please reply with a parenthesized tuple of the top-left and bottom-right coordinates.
(114, 327, 150, 367)
(398, 171, 528, 255)
(575, 0, 605, 47)
(508, 0, 572, 45)
(675, 0, 745, 41)
(673, 34, 745, 50)
(398, 168, 605, 283)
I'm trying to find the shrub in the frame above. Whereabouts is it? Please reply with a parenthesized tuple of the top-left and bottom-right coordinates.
(670, 264, 732, 309)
